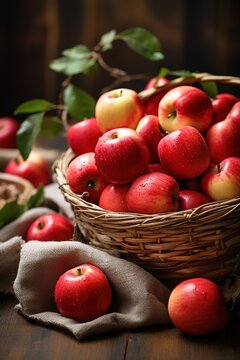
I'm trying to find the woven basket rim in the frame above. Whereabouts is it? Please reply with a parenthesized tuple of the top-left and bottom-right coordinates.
(53, 148, 240, 226)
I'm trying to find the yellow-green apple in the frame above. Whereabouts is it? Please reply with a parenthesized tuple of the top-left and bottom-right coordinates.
(136, 115, 165, 162)
(66, 152, 108, 203)
(211, 93, 238, 124)
(95, 128, 149, 184)
(158, 85, 213, 133)
(95, 88, 144, 132)
(168, 278, 229, 336)
(204, 102, 240, 163)
(4, 151, 52, 187)
(179, 189, 212, 210)
(0, 117, 19, 148)
(67, 118, 102, 155)
(126, 172, 179, 214)
(54, 264, 112, 322)
(201, 157, 240, 201)
(26, 213, 74, 241)
(143, 77, 169, 116)
(157, 126, 210, 180)
(99, 183, 130, 212)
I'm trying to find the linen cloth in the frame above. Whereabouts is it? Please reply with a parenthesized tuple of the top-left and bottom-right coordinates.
(0, 183, 72, 293)
(13, 240, 171, 340)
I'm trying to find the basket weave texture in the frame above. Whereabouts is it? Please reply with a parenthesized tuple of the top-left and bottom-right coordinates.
(53, 73, 240, 286)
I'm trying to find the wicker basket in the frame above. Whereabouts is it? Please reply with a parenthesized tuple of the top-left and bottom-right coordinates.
(53, 73, 240, 287)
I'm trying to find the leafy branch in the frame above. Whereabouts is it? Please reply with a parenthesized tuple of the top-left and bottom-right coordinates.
(14, 27, 165, 160)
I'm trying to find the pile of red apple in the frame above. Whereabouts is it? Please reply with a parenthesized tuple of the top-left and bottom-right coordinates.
(66, 79, 240, 214)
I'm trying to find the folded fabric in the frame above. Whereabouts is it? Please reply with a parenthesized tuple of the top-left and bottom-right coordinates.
(0, 236, 24, 294)
(13, 241, 171, 340)
(0, 183, 73, 294)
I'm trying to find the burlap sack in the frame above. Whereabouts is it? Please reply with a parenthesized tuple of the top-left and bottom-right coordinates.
(13, 241, 171, 340)
(0, 183, 73, 294)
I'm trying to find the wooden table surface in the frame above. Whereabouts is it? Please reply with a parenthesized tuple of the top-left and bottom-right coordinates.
(1, 294, 240, 360)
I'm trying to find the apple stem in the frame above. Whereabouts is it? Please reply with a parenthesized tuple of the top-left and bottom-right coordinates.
(37, 221, 45, 230)
(217, 163, 222, 173)
(87, 180, 94, 188)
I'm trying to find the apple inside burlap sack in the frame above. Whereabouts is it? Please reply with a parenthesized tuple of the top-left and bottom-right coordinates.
(13, 240, 171, 340)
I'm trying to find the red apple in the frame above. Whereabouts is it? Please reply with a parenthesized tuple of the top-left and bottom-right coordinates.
(99, 183, 130, 212)
(179, 189, 212, 210)
(136, 115, 165, 162)
(95, 88, 145, 133)
(182, 177, 202, 192)
(143, 77, 169, 116)
(54, 264, 112, 322)
(168, 278, 229, 336)
(26, 213, 74, 241)
(66, 152, 108, 203)
(201, 157, 240, 201)
(205, 102, 240, 163)
(95, 128, 149, 184)
(158, 126, 210, 180)
(148, 162, 169, 174)
(67, 118, 102, 155)
(4, 151, 52, 187)
(144, 76, 169, 90)
(0, 117, 19, 148)
(211, 93, 238, 124)
(158, 85, 213, 133)
(126, 172, 179, 214)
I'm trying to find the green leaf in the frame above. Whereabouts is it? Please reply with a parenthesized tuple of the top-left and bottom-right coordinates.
(0, 187, 45, 229)
(64, 84, 96, 121)
(99, 29, 117, 51)
(0, 201, 26, 229)
(27, 186, 44, 209)
(14, 99, 55, 115)
(62, 44, 91, 59)
(118, 27, 164, 61)
(39, 116, 63, 138)
(16, 112, 44, 160)
(49, 57, 96, 76)
(200, 81, 218, 98)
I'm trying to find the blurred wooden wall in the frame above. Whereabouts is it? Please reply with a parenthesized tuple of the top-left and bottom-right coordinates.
(1, 0, 240, 116)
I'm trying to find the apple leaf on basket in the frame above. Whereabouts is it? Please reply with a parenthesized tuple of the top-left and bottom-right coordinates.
(0, 186, 44, 229)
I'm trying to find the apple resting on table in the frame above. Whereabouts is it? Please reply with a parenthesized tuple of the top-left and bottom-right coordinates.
(168, 278, 229, 336)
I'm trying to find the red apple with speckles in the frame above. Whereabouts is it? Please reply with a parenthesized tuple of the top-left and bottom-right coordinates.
(168, 278, 229, 336)
(211, 93, 238, 124)
(179, 189, 212, 210)
(158, 86, 213, 133)
(54, 264, 112, 322)
(67, 118, 102, 155)
(66, 152, 108, 203)
(126, 172, 179, 214)
(99, 183, 130, 212)
(157, 126, 210, 180)
(95, 128, 149, 184)
(26, 213, 74, 241)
